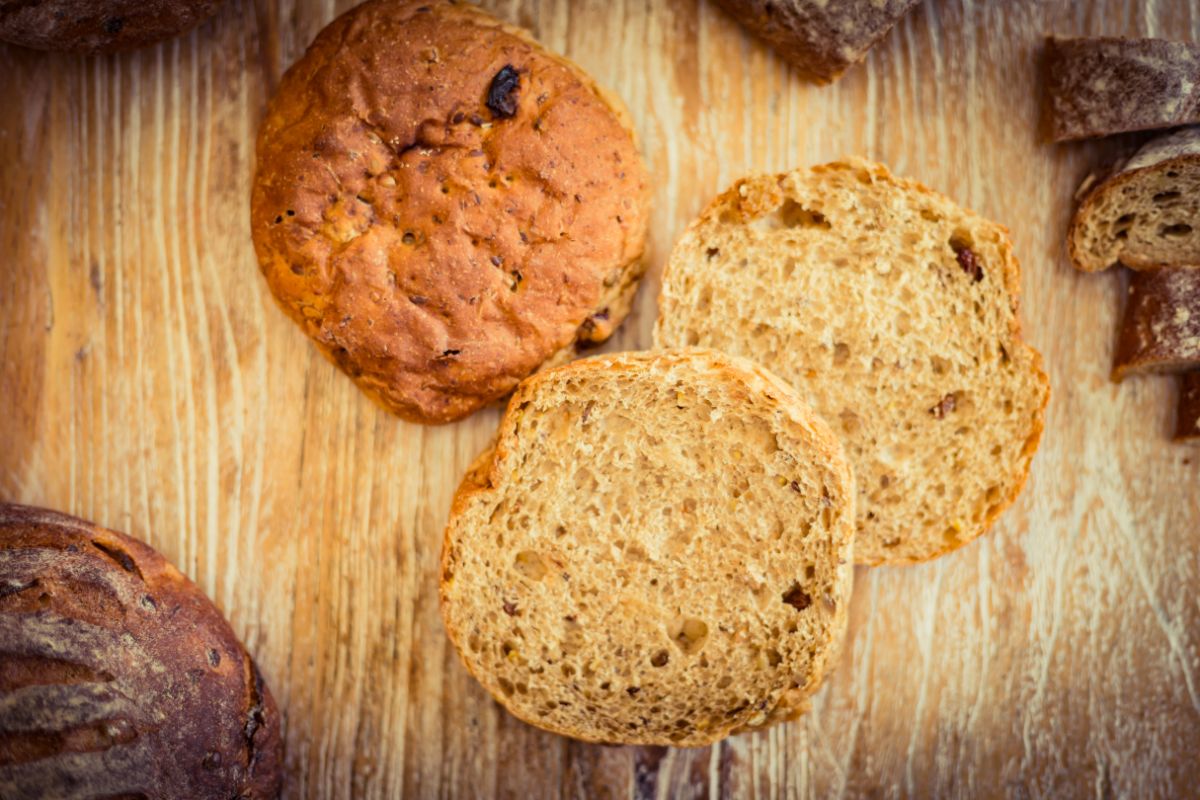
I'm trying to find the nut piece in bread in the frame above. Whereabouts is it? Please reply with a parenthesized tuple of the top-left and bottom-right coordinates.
(655, 159, 1049, 565)
(1069, 127, 1200, 273)
(1176, 372, 1200, 443)
(0, 0, 224, 52)
(0, 503, 282, 799)
(1045, 36, 1200, 142)
(440, 349, 855, 746)
(251, 0, 650, 424)
(713, 0, 920, 83)
(1114, 268, 1200, 380)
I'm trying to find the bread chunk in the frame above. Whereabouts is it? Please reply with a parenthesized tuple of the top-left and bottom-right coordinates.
(1069, 127, 1200, 272)
(655, 159, 1048, 565)
(1045, 36, 1200, 142)
(252, 0, 650, 423)
(713, 0, 920, 83)
(1114, 268, 1200, 380)
(441, 349, 855, 746)
(0, 503, 282, 799)
(0, 0, 224, 52)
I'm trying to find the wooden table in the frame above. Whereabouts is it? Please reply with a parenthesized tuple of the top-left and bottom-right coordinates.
(2, 0, 1198, 796)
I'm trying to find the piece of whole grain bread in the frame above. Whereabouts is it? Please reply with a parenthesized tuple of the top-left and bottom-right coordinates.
(1045, 36, 1200, 142)
(1113, 267, 1200, 380)
(1068, 127, 1200, 273)
(713, 0, 920, 83)
(440, 348, 855, 746)
(655, 159, 1048, 565)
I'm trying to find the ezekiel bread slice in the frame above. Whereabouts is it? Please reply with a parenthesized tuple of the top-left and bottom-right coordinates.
(440, 349, 855, 746)
(1068, 127, 1200, 273)
(655, 159, 1049, 566)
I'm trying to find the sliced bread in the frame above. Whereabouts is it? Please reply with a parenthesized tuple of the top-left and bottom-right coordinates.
(1068, 127, 1200, 272)
(440, 349, 855, 746)
(655, 159, 1048, 565)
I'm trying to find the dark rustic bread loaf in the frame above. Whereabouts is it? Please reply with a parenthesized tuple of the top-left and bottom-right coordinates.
(712, 0, 920, 83)
(0, 0, 224, 52)
(1069, 127, 1200, 273)
(1176, 372, 1200, 442)
(441, 349, 855, 746)
(0, 503, 282, 799)
(1045, 36, 1200, 142)
(252, 0, 650, 424)
(1114, 268, 1200, 380)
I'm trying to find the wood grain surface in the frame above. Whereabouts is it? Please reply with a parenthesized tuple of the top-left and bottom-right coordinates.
(2, 0, 1198, 797)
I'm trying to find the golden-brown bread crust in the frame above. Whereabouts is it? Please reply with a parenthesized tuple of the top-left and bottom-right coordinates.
(0, 502, 282, 799)
(0, 0, 224, 52)
(1176, 372, 1200, 442)
(1114, 268, 1200, 380)
(251, 0, 650, 424)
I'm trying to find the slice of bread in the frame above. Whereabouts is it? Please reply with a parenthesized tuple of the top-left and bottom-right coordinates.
(655, 159, 1048, 565)
(440, 349, 855, 746)
(1068, 127, 1200, 272)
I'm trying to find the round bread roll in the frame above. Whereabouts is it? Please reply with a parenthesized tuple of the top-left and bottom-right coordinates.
(251, 0, 650, 424)
(0, 0, 224, 52)
(441, 349, 855, 746)
(0, 503, 282, 799)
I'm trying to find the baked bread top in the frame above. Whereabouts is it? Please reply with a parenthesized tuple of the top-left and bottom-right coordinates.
(0, 0, 224, 52)
(440, 349, 855, 746)
(1069, 127, 1200, 272)
(252, 0, 650, 424)
(655, 159, 1048, 565)
(0, 503, 282, 799)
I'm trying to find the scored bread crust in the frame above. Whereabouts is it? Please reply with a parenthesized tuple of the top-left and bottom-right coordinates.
(440, 348, 855, 746)
(655, 159, 1049, 565)
(0, 0, 224, 52)
(1068, 127, 1200, 273)
(0, 502, 282, 799)
(251, 0, 650, 424)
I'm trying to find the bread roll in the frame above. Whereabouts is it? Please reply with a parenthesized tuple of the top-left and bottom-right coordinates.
(251, 0, 650, 424)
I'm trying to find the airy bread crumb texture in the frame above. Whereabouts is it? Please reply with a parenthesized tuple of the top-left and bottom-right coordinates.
(1069, 127, 1200, 272)
(441, 349, 854, 746)
(655, 159, 1048, 565)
